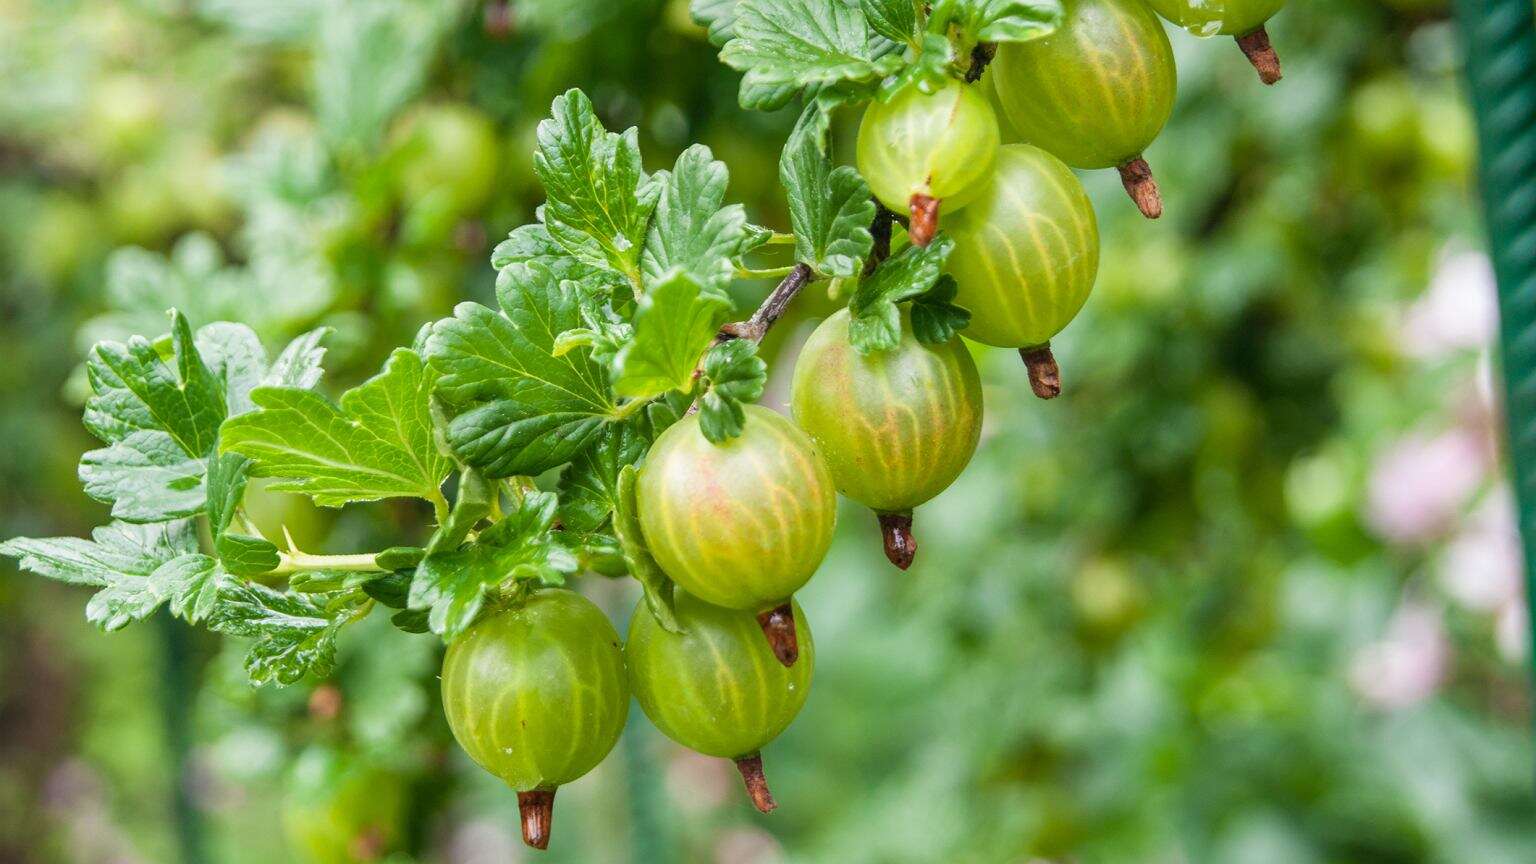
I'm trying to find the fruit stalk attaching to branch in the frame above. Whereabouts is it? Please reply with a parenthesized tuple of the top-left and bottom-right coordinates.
(964, 42, 998, 83)
(865, 202, 896, 276)
(1236, 27, 1283, 85)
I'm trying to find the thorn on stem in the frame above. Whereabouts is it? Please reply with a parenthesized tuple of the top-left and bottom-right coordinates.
(756, 602, 800, 667)
(1019, 345, 1061, 400)
(1236, 27, 1283, 85)
(908, 193, 940, 247)
(734, 753, 778, 813)
(517, 789, 556, 850)
(1116, 158, 1163, 220)
(878, 511, 916, 570)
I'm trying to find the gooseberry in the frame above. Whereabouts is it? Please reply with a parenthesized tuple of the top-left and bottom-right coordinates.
(626, 592, 814, 813)
(855, 78, 1001, 246)
(439, 589, 629, 850)
(637, 405, 836, 666)
(946, 144, 1101, 398)
(1145, 0, 1285, 84)
(991, 0, 1177, 219)
(790, 308, 983, 569)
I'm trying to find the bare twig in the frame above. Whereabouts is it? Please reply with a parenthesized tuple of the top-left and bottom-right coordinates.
(716, 263, 815, 345)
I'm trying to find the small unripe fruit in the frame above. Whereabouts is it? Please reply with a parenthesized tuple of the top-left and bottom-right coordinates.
(946, 144, 1100, 397)
(1146, 0, 1286, 84)
(637, 406, 835, 640)
(440, 589, 628, 849)
(992, 0, 1176, 218)
(790, 309, 983, 568)
(627, 592, 814, 812)
(856, 79, 1001, 245)
(282, 747, 406, 864)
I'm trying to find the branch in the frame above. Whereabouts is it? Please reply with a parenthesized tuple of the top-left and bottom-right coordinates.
(864, 201, 896, 276)
(964, 42, 998, 83)
(716, 263, 815, 344)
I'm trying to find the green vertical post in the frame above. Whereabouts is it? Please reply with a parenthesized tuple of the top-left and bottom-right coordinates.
(1455, 0, 1536, 699)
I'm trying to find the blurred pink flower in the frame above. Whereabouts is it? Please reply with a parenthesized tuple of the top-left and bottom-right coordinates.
(1366, 427, 1489, 545)
(1438, 487, 1523, 612)
(714, 825, 786, 864)
(1400, 249, 1497, 359)
(1349, 601, 1450, 710)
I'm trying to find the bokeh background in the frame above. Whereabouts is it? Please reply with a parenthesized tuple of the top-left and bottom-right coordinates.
(1, 0, 1532, 862)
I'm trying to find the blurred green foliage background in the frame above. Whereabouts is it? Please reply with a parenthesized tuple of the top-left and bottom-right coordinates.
(0, 0, 1532, 862)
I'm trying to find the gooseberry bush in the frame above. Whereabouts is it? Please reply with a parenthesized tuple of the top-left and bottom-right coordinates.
(1, 0, 1287, 852)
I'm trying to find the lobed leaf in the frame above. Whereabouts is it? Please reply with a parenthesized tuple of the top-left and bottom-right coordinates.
(221, 349, 451, 507)
(849, 234, 956, 353)
(641, 145, 749, 292)
(719, 0, 904, 111)
(533, 90, 659, 288)
(612, 270, 733, 400)
(697, 338, 768, 443)
(781, 103, 875, 279)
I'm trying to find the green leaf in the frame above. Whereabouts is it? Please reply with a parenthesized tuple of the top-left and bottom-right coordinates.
(195, 322, 268, 417)
(206, 452, 281, 576)
(79, 430, 207, 522)
(849, 234, 956, 353)
(492, 223, 628, 298)
(1, 520, 199, 631)
(861, 0, 918, 45)
(954, 0, 1062, 44)
(426, 469, 495, 555)
(691, 0, 744, 46)
(151, 554, 223, 624)
(614, 466, 682, 633)
(427, 264, 617, 477)
(557, 419, 650, 534)
(780, 103, 875, 278)
(910, 274, 973, 345)
(879, 32, 957, 100)
(408, 491, 576, 638)
(221, 349, 451, 507)
(264, 327, 332, 390)
(697, 339, 768, 443)
(641, 145, 748, 292)
(533, 90, 659, 288)
(208, 579, 362, 685)
(613, 271, 732, 400)
(84, 310, 225, 460)
(719, 0, 904, 111)
(312, 0, 450, 153)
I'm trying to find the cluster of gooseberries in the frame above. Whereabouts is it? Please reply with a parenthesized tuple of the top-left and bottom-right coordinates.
(435, 0, 1287, 852)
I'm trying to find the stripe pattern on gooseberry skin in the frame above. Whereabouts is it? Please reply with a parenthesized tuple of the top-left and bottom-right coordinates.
(856, 80, 1000, 213)
(637, 407, 837, 611)
(992, 0, 1176, 170)
(440, 592, 629, 792)
(627, 595, 814, 760)
(1145, 0, 1285, 36)
(791, 309, 984, 513)
(947, 145, 1100, 349)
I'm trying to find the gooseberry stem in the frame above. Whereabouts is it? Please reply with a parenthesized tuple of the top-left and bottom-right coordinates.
(517, 789, 556, 850)
(964, 42, 997, 83)
(1116, 158, 1163, 220)
(1019, 344, 1061, 400)
(734, 753, 778, 814)
(755, 602, 800, 667)
(1236, 26, 1283, 85)
(865, 201, 895, 276)
(908, 193, 940, 247)
(714, 263, 815, 347)
(877, 511, 917, 570)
